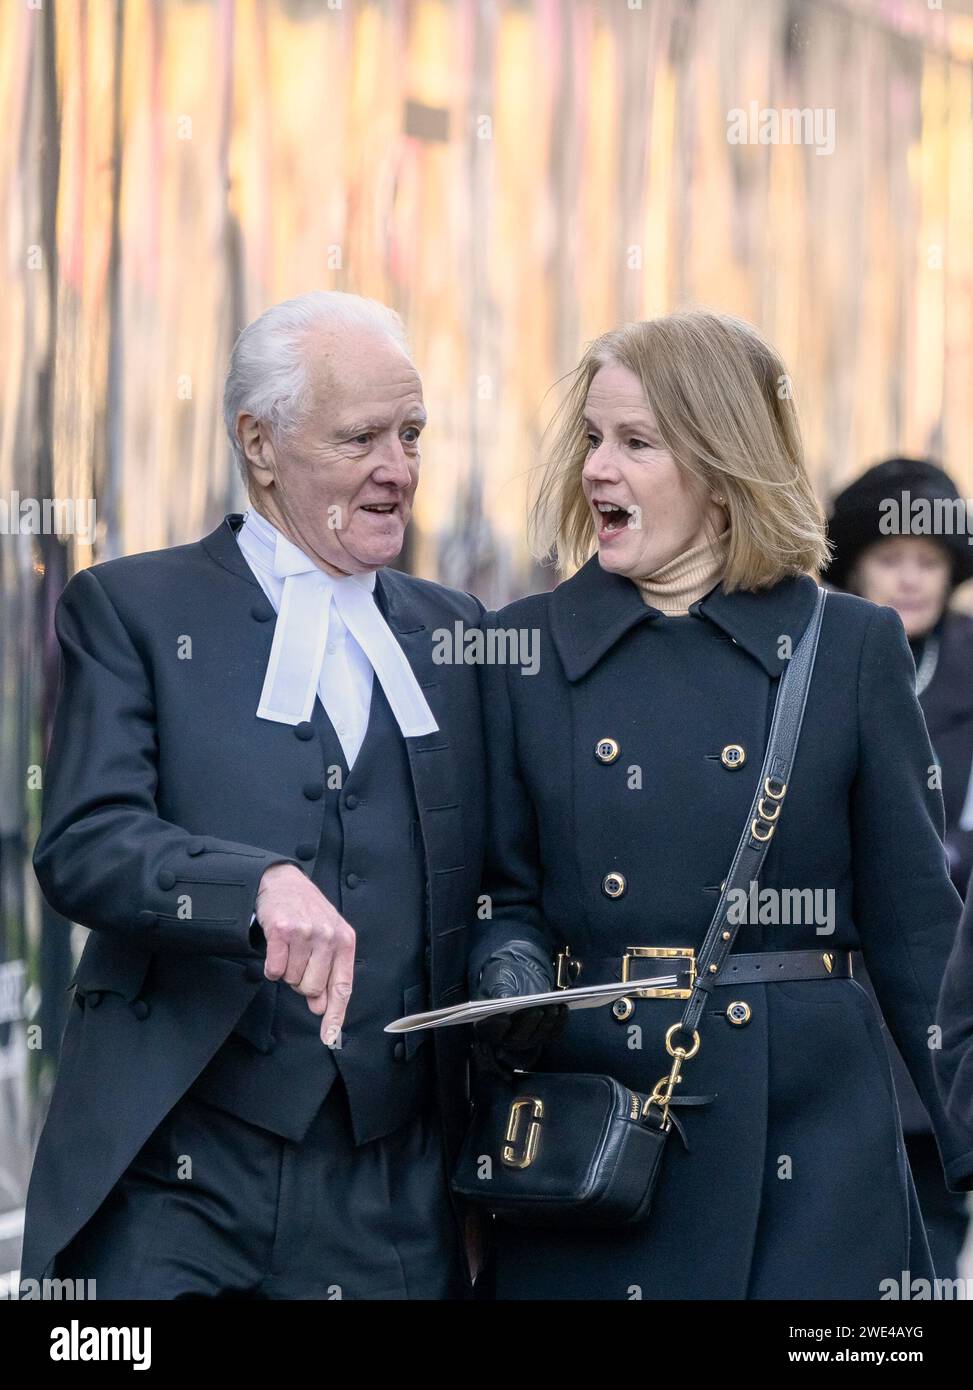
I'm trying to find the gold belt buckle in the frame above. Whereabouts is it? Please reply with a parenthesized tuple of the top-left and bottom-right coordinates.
(621, 946, 697, 1000)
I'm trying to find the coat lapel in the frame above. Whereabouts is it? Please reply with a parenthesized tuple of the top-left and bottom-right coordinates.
(693, 572, 821, 676)
(549, 555, 658, 681)
(375, 566, 467, 884)
(199, 512, 262, 589)
(550, 554, 820, 681)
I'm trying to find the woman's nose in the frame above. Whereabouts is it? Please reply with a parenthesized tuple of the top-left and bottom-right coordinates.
(582, 444, 621, 482)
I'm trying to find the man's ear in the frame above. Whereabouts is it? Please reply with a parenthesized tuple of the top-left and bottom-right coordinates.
(237, 413, 276, 491)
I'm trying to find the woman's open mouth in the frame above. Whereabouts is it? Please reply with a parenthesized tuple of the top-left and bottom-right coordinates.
(593, 500, 632, 541)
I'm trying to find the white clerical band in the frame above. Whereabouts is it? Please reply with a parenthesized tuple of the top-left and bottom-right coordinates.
(252, 547, 438, 738)
(256, 570, 332, 725)
(320, 577, 439, 737)
(236, 508, 439, 750)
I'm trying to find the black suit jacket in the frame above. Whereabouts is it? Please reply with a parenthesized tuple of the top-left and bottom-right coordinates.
(21, 515, 486, 1283)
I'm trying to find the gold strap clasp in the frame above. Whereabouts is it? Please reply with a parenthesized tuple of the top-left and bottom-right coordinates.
(646, 1025, 701, 1125)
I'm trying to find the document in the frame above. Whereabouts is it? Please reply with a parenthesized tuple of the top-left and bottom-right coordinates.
(385, 974, 679, 1034)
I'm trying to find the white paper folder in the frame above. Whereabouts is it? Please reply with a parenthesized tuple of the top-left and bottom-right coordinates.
(384, 974, 679, 1034)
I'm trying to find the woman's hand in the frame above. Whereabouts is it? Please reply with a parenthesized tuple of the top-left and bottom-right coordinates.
(472, 940, 567, 1078)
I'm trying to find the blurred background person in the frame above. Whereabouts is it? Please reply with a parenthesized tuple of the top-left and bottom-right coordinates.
(827, 456, 973, 1280)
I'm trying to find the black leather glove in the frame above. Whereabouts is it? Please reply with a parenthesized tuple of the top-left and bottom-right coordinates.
(472, 940, 567, 1078)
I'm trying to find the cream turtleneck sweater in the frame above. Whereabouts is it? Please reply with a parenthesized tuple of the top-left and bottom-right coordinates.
(632, 527, 730, 615)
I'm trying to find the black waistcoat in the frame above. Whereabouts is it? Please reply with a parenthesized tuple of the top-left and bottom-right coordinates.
(188, 681, 432, 1145)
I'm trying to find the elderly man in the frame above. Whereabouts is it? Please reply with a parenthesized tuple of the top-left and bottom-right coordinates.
(20, 291, 486, 1299)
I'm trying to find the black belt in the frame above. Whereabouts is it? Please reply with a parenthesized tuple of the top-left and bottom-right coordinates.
(557, 947, 853, 999)
(710, 949, 852, 985)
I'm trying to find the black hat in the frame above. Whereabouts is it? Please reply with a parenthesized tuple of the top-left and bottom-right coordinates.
(826, 456, 973, 591)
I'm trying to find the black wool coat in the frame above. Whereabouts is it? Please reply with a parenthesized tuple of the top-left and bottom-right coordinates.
(922, 611, 973, 896)
(21, 515, 486, 1286)
(870, 609, 973, 1133)
(934, 619, 973, 1163)
(938, 895, 973, 1183)
(472, 557, 972, 1301)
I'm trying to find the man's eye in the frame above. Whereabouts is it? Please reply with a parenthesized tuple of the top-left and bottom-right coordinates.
(353, 434, 373, 446)
(402, 428, 422, 444)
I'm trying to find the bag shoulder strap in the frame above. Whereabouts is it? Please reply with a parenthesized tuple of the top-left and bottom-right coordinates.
(680, 585, 828, 1036)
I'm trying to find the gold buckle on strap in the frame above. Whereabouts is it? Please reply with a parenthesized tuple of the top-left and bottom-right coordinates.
(622, 946, 697, 1000)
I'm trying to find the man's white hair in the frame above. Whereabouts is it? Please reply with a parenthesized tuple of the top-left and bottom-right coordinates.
(223, 290, 412, 483)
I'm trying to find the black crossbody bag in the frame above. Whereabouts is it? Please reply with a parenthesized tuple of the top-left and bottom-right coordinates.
(451, 587, 827, 1227)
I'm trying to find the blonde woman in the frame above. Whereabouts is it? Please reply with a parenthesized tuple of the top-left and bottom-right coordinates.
(470, 310, 971, 1300)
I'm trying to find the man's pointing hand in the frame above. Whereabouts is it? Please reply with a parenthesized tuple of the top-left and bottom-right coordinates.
(254, 863, 356, 1048)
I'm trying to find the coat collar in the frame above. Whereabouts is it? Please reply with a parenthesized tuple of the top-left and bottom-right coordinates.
(549, 554, 820, 681)
(199, 513, 425, 634)
(200, 513, 261, 589)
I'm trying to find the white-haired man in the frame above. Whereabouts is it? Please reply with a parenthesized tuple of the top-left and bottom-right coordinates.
(21, 292, 486, 1299)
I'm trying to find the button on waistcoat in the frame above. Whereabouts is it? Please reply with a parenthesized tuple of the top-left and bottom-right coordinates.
(188, 683, 431, 1145)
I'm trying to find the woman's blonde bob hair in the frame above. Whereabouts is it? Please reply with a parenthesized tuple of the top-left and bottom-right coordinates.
(529, 309, 830, 590)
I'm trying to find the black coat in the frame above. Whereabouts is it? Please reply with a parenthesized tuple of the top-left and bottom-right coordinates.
(473, 558, 972, 1300)
(934, 616, 973, 1162)
(922, 611, 973, 895)
(869, 609, 973, 1133)
(938, 895, 973, 1189)
(20, 515, 485, 1285)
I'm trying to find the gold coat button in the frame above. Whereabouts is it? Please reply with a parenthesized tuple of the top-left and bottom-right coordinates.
(726, 1000, 752, 1026)
(594, 737, 620, 764)
(720, 743, 746, 769)
(602, 872, 627, 899)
